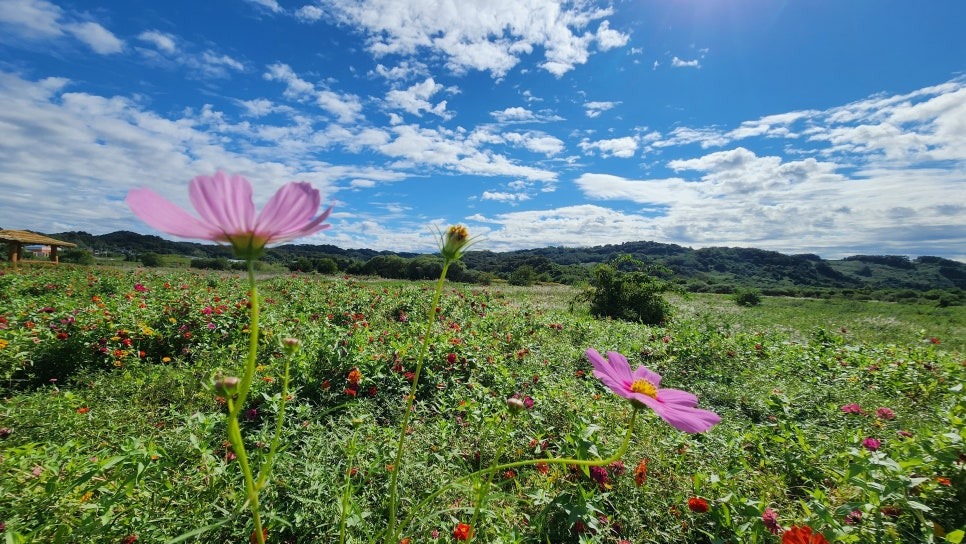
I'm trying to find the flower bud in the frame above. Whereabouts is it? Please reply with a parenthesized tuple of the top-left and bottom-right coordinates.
(506, 397, 526, 414)
(440, 225, 470, 261)
(282, 337, 301, 355)
(214, 376, 241, 397)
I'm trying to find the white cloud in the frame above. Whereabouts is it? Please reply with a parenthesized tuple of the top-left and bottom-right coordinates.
(0, 0, 63, 39)
(580, 136, 637, 158)
(246, 0, 284, 13)
(481, 190, 530, 203)
(138, 30, 177, 53)
(65, 21, 123, 54)
(584, 100, 618, 118)
(264, 63, 363, 123)
(384, 77, 451, 118)
(295, 5, 324, 22)
(670, 56, 700, 68)
(316, 0, 629, 77)
(491, 106, 535, 123)
(502, 131, 565, 156)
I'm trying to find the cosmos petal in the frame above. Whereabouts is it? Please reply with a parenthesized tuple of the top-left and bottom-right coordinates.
(125, 188, 220, 240)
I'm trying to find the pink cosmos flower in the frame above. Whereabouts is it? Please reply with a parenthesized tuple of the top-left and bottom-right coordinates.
(586, 349, 721, 433)
(126, 172, 332, 259)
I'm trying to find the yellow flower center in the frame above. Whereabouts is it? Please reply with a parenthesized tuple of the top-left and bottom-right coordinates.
(630, 379, 658, 398)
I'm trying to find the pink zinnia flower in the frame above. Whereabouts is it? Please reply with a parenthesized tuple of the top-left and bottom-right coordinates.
(762, 507, 781, 534)
(862, 437, 881, 451)
(875, 407, 895, 420)
(586, 349, 721, 433)
(126, 172, 332, 260)
(840, 403, 863, 414)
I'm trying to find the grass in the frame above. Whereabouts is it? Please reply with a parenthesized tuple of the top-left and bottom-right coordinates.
(0, 264, 963, 543)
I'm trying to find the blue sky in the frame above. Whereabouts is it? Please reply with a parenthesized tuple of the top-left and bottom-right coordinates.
(1, 0, 964, 260)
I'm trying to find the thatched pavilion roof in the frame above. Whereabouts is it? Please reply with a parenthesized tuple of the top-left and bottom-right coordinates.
(0, 230, 77, 248)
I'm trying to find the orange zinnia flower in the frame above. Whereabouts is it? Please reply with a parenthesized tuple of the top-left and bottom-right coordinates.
(634, 458, 648, 486)
(782, 525, 829, 544)
(347, 368, 362, 385)
(452, 522, 473, 541)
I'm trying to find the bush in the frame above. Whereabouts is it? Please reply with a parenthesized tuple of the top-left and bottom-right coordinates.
(733, 288, 762, 307)
(140, 252, 164, 267)
(580, 255, 675, 324)
(61, 248, 94, 265)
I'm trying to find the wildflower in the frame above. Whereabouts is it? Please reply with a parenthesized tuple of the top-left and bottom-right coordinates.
(0, 427, 12, 439)
(134, 283, 148, 292)
(633, 458, 648, 486)
(589, 466, 610, 489)
(439, 225, 472, 262)
(897, 429, 913, 439)
(214, 376, 241, 397)
(862, 437, 881, 451)
(844, 510, 863, 525)
(452, 522, 472, 541)
(121, 535, 139, 544)
(875, 407, 895, 420)
(77, 407, 90, 414)
(249, 528, 268, 544)
(840, 403, 863, 414)
(687, 497, 709, 513)
(347, 368, 362, 385)
(0, 339, 7, 349)
(762, 507, 781, 534)
(126, 172, 332, 260)
(535, 462, 550, 474)
(782, 525, 829, 544)
(586, 349, 721, 433)
(937, 476, 951, 486)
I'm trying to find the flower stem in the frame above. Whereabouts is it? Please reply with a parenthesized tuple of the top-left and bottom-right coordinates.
(256, 344, 292, 491)
(468, 414, 514, 541)
(399, 409, 638, 536)
(223, 260, 265, 544)
(385, 259, 452, 544)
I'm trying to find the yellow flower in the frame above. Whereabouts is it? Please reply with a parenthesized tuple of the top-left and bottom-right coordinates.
(0, 339, 8, 349)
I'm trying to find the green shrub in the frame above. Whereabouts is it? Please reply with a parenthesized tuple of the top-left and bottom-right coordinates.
(140, 252, 164, 267)
(580, 255, 675, 324)
(734, 288, 762, 307)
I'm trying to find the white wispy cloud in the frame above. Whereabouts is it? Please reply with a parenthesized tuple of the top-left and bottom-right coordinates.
(65, 21, 123, 54)
(264, 63, 363, 123)
(0, 0, 122, 54)
(137, 30, 177, 53)
(584, 100, 619, 118)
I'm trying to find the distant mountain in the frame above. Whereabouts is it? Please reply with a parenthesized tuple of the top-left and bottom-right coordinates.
(38, 230, 966, 292)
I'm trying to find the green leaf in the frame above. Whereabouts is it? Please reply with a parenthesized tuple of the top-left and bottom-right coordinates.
(946, 529, 965, 544)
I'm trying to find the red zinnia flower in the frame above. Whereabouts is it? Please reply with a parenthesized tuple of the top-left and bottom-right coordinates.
(781, 525, 829, 544)
(687, 497, 709, 513)
(452, 522, 472, 541)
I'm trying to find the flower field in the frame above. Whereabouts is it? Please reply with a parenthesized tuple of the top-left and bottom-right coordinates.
(0, 264, 963, 543)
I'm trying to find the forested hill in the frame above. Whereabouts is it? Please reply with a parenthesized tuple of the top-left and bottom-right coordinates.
(26, 230, 966, 292)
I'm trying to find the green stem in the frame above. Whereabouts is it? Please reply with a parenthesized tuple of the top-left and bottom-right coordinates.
(339, 426, 361, 544)
(256, 346, 292, 491)
(223, 260, 265, 544)
(399, 409, 637, 536)
(385, 259, 452, 544)
(468, 415, 514, 541)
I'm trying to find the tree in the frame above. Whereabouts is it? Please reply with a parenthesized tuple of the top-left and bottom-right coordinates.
(61, 248, 95, 265)
(508, 265, 538, 286)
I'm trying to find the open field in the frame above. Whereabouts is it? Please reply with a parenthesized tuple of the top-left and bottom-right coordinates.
(1, 264, 963, 543)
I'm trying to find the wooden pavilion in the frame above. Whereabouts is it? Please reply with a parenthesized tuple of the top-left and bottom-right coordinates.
(0, 230, 77, 264)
